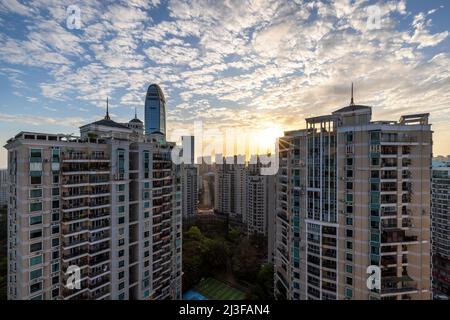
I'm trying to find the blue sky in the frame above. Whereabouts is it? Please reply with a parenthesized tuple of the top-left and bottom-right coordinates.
(1, 0, 450, 168)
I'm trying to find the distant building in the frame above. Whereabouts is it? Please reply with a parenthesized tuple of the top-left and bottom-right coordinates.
(431, 163, 450, 298)
(0, 169, 7, 206)
(145, 84, 166, 136)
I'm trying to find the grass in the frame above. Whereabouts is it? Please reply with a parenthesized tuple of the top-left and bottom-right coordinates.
(195, 278, 246, 300)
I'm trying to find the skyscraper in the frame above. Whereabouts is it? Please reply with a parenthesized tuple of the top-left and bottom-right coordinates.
(145, 84, 166, 137)
(275, 91, 432, 300)
(5, 99, 181, 300)
(431, 161, 450, 298)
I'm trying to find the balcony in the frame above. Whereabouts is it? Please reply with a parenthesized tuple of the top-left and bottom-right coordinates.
(380, 276, 417, 295)
(381, 229, 418, 244)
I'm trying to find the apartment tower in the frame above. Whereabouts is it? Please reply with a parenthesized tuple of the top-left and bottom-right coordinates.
(431, 162, 450, 298)
(275, 91, 432, 300)
(6, 95, 182, 300)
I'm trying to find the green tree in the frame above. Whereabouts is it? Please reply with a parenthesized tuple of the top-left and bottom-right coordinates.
(186, 226, 204, 241)
(232, 238, 260, 283)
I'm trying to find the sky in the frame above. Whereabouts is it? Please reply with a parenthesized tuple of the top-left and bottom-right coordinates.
(0, 0, 449, 168)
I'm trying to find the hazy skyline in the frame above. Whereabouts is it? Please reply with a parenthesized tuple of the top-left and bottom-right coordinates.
(1, 0, 450, 168)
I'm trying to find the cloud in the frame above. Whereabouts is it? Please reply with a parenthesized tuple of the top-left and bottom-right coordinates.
(0, 0, 449, 159)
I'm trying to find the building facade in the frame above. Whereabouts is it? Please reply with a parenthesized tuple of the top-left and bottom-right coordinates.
(431, 163, 450, 298)
(275, 101, 432, 300)
(5, 98, 181, 300)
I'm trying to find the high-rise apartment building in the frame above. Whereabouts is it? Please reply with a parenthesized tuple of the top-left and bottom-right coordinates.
(5, 95, 182, 300)
(275, 95, 432, 300)
(181, 166, 198, 217)
(431, 162, 450, 298)
(180, 136, 198, 217)
(0, 169, 7, 206)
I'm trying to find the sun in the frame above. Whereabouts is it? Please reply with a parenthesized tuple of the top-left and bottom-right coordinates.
(253, 125, 284, 153)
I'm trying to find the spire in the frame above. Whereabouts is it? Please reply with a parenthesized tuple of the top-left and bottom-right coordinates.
(134, 107, 137, 119)
(350, 82, 355, 105)
(105, 97, 110, 120)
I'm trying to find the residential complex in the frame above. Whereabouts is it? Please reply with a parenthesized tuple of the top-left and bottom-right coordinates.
(275, 97, 432, 300)
(5, 89, 182, 300)
(431, 161, 450, 298)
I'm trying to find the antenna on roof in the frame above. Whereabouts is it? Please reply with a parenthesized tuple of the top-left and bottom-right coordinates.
(105, 97, 110, 120)
(135, 107, 137, 119)
(350, 82, 355, 105)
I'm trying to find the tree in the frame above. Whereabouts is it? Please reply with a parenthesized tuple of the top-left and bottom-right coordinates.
(185, 226, 203, 241)
(232, 238, 260, 283)
(203, 238, 229, 274)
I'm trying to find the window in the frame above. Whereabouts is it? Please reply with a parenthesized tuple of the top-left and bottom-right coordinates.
(53, 174, 59, 184)
(144, 182, 150, 189)
(346, 193, 353, 203)
(346, 241, 353, 250)
(345, 288, 353, 298)
(144, 211, 149, 219)
(345, 264, 353, 273)
(346, 217, 353, 226)
(29, 255, 43, 267)
(52, 225, 59, 234)
(52, 276, 59, 285)
(30, 175, 42, 185)
(30, 148, 42, 160)
(52, 187, 59, 196)
(118, 282, 125, 290)
(118, 239, 125, 246)
(117, 184, 125, 192)
(346, 277, 353, 286)
(30, 189, 42, 198)
(346, 229, 353, 238)
(118, 195, 125, 202)
(118, 260, 124, 268)
(371, 157, 380, 166)
(30, 269, 42, 280)
(52, 288, 59, 299)
(52, 200, 59, 209)
(118, 206, 125, 214)
(52, 251, 59, 260)
(51, 238, 59, 247)
(52, 263, 59, 273)
(118, 271, 124, 279)
(30, 242, 42, 253)
(346, 182, 353, 190)
(29, 215, 42, 226)
(346, 253, 353, 262)
(29, 202, 42, 212)
(30, 229, 42, 239)
(52, 212, 59, 222)
(30, 282, 42, 294)
(118, 217, 125, 224)
(118, 250, 124, 257)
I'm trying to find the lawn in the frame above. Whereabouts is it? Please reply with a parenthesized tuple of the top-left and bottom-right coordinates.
(195, 278, 246, 300)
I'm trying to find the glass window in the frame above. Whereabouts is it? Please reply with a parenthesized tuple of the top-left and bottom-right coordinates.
(29, 255, 43, 267)
(30, 242, 42, 253)
(29, 202, 42, 212)
(30, 189, 42, 198)
(30, 268, 42, 280)
(30, 229, 42, 239)
(29, 215, 42, 226)
(30, 282, 42, 294)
